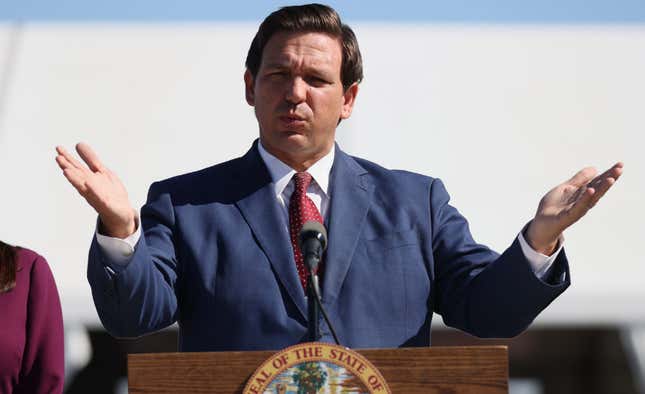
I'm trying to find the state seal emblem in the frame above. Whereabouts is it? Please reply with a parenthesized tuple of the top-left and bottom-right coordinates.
(244, 342, 391, 394)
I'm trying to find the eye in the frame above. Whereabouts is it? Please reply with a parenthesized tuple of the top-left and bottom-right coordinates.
(307, 76, 329, 86)
(268, 70, 287, 78)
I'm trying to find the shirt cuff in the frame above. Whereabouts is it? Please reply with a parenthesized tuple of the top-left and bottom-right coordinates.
(95, 216, 141, 266)
(517, 229, 564, 279)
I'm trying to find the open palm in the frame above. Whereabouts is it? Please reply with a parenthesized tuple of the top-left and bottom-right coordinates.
(55, 143, 136, 238)
(526, 162, 623, 254)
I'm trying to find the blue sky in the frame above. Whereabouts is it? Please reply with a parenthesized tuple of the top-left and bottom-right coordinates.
(1, 0, 645, 23)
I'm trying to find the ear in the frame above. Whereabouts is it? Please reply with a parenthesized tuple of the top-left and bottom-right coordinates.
(339, 82, 359, 120)
(244, 69, 255, 106)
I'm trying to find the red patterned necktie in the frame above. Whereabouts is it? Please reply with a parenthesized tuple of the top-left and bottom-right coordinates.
(289, 172, 324, 291)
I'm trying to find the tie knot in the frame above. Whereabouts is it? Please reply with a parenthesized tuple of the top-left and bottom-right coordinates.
(293, 172, 313, 193)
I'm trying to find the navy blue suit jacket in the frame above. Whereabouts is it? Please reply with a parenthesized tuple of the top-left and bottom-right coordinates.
(88, 142, 569, 351)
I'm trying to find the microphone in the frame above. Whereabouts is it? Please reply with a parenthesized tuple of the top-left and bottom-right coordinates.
(298, 221, 327, 273)
(298, 221, 340, 345)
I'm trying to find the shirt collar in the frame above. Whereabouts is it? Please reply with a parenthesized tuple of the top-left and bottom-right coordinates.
(257, 141, 334, 197)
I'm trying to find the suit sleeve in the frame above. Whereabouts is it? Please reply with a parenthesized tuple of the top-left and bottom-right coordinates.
(16, 256, 64, 394)
(87, 181, 180, 337)
(430, 179, 570, 338)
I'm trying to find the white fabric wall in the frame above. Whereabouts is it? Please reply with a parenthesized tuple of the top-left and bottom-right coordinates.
(0, 23, 642, 326)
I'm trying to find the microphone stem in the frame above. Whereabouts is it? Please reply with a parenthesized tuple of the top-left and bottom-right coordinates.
(308, 271, 341, 345)
(306, 273, 320, 342)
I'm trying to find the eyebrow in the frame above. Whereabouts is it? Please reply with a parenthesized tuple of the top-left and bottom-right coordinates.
(262, 62, 291, 70)
(262, 62, 335, 78)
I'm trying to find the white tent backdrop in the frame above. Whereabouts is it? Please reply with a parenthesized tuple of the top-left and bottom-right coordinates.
(0, 23, 642, 326)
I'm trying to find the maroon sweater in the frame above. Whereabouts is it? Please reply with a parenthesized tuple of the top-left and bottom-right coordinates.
(0, 248, 64, 394)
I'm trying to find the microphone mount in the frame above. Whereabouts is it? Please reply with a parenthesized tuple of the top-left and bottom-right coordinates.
(298, 221, 340, 345)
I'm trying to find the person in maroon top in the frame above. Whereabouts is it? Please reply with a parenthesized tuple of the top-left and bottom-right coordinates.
(0, 241, 64, 394)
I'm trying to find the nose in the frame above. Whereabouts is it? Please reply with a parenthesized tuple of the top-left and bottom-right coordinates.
(285, 76, 307, 104)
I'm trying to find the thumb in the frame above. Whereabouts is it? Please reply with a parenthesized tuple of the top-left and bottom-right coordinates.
(76, 142, 105, 172)
(566, 167, 597, 188)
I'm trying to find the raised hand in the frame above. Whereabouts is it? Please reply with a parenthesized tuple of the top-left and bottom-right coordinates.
(525, 162, 624, 255)
(55, 143, 137, 238)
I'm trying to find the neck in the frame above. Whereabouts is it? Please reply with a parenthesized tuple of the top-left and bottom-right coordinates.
(279, 155, 322, 172)
(260, 141, 333, 172)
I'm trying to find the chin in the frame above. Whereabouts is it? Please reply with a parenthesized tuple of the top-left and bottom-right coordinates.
(278, 131, 310, 145)
(262, 133, 306, 154)
(283, 137, 314, 155)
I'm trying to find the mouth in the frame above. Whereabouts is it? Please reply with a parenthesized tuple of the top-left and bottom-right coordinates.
(279, 115, 307, 127)
(280, 114, 305, 121)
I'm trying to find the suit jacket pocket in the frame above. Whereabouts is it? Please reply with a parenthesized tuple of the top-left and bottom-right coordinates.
(363, 228, 419, 250)
(359, 228, 429, 340)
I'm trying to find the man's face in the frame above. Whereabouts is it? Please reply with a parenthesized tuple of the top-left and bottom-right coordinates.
(245, 31, 358, 170)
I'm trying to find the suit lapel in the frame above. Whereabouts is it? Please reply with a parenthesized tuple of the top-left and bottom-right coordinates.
(234, 143, 307, 320)
(323, 147, 374, 306)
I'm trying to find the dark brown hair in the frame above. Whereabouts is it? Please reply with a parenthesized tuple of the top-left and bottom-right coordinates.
(245, 3, 363, 91)
(0, 240, 17, 293)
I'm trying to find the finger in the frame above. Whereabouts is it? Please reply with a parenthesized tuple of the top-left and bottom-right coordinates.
(62, 167, 89, 194)
(55, 154, 75, 170)
(563, 187, 596, 225)
(76, 142, 105, 172)
(589, 177, 617, 207)
(567, 167, 597, 187)
(594, 162, 623, 182)
(608, 162, 624, 181)
(587, 162, 623, 190)
(55, 145, 85, 170)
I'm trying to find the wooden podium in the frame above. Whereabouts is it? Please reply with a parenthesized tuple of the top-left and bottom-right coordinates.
(128, 345, 508, 393)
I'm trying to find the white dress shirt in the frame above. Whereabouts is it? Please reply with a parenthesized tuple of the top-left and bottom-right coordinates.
(96, 142, 563, 279)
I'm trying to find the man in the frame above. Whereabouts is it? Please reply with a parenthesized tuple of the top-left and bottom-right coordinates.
(56, 4, 622, 351)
